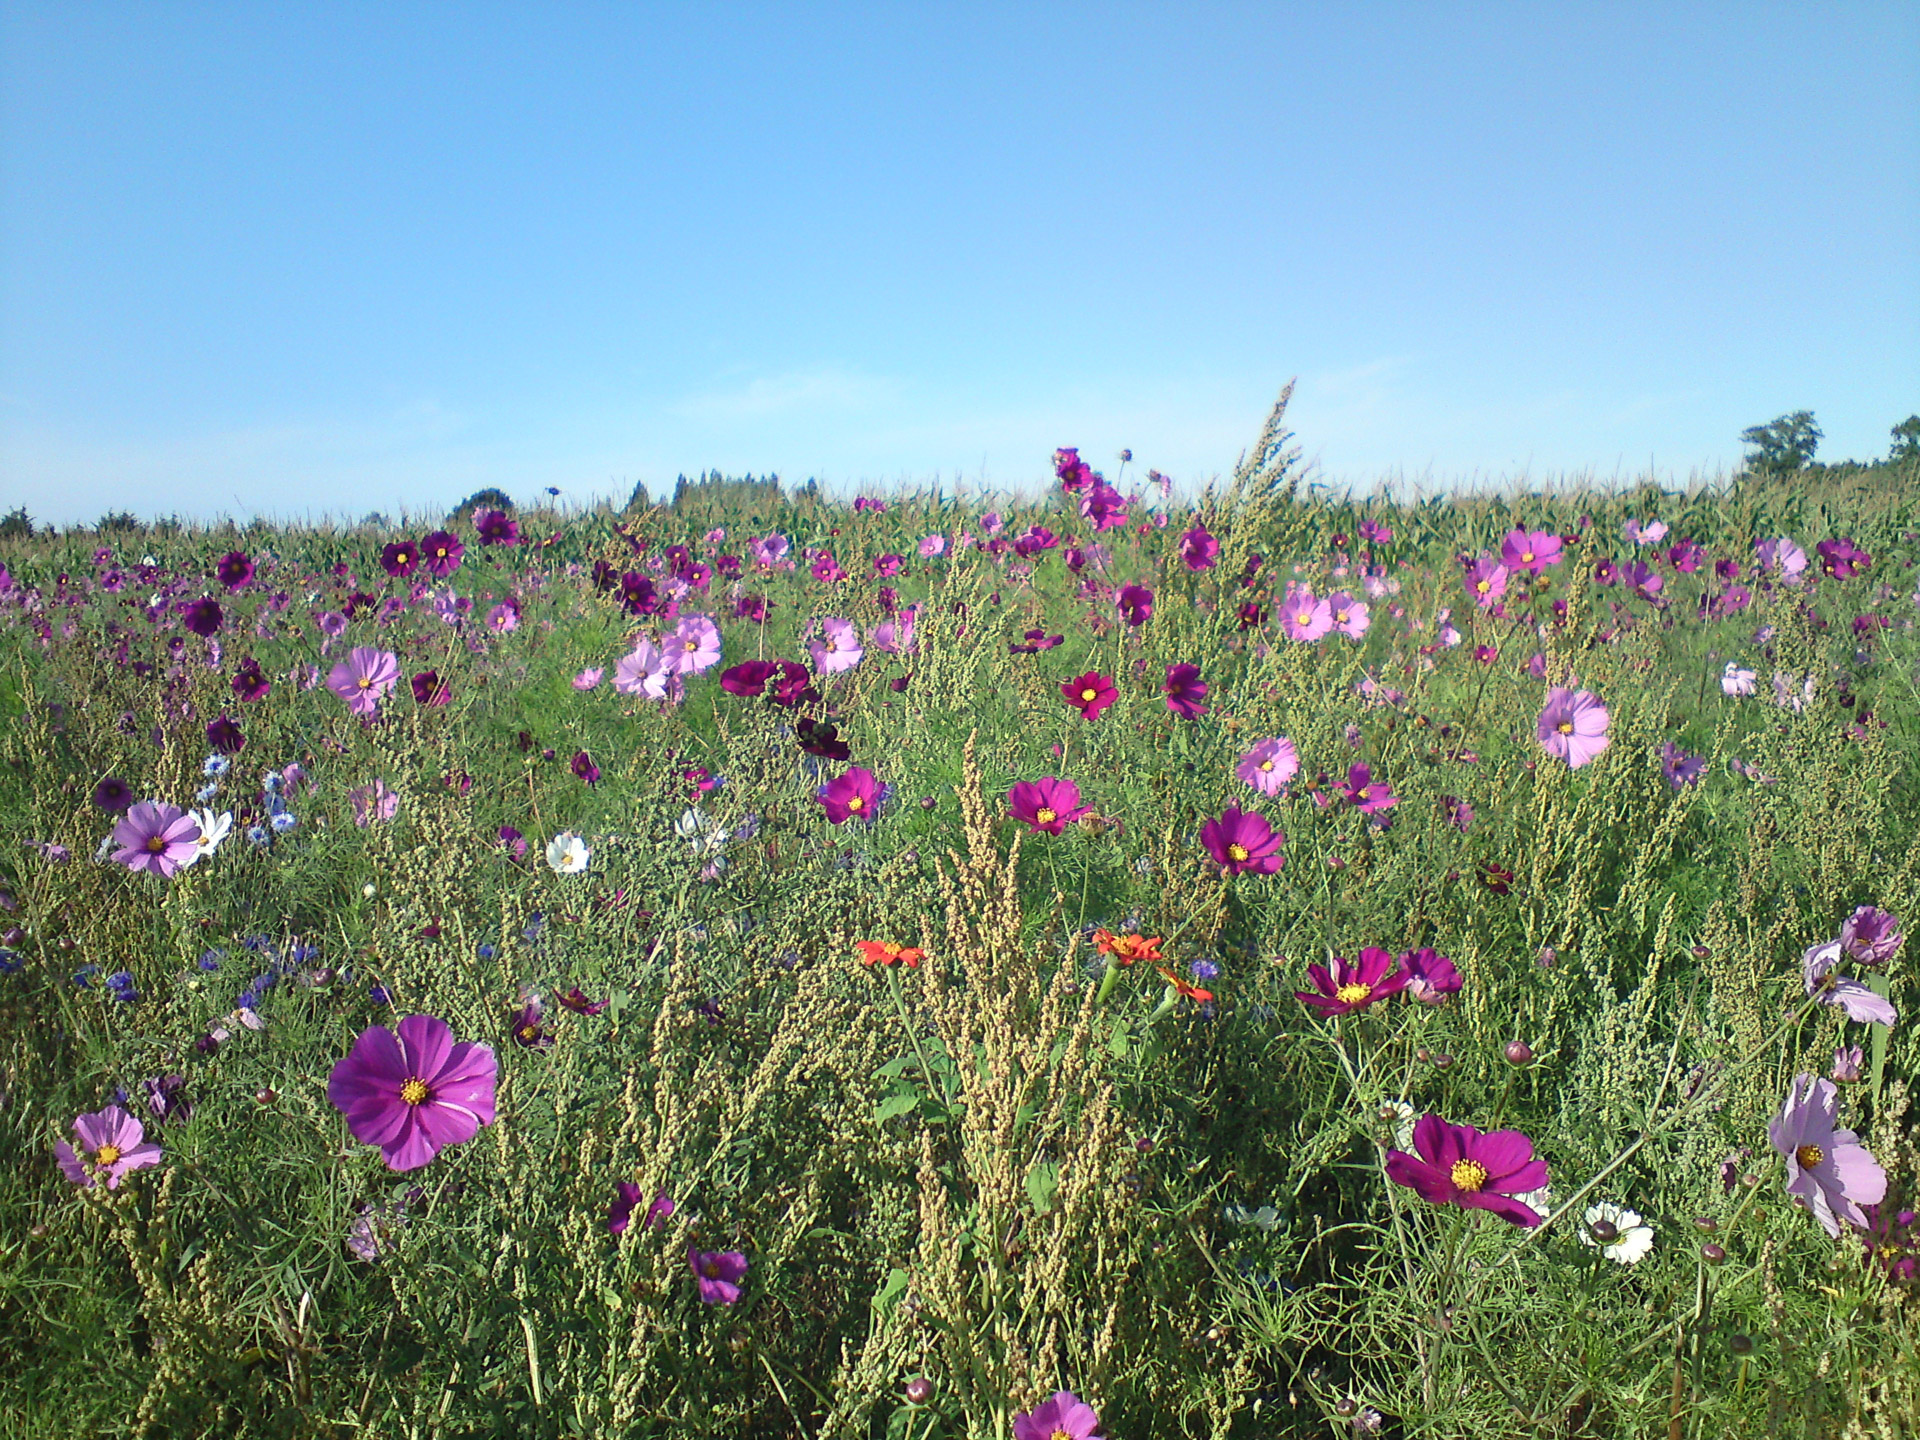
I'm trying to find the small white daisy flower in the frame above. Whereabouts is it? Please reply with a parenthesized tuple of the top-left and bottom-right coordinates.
(179, 809, 232, 867)
(1578, 1202, 1654, 1264)
(546, 831, 590, 875)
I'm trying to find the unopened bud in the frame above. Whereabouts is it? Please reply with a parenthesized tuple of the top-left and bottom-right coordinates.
(1701, 1242, 1726, 1264)
(1504, 1040, 1533, 1066)
(254, 1088, 276, 1105)
(1728, 1333, 1754, 1356)
(905, 1377, 933, 1406)
(1692, 1216, 1718, 1233)
(1588, 1219, 1618, 1244)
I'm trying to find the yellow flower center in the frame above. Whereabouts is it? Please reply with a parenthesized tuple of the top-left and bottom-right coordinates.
(358, 676, 374, 689)
(94, 1144, 122, 1167)
(846, 796, 864, 811)
(398, 551, 411, 564)
(683, 639, 698, 651)
(146, 835, 167, 853)
(1355, 788, 1370, 802)
(1036, 807, 1057, 824)
(701, 1257, 722, 1279)
(1259, 759, 1273, 772)
(400, 1078, 429, 1106)
(1475, 579, 1491, 594)
(519, 1025, 539, 1042)
(1296, 610, 1312, 626)
(1336, 983, 1372, 1005)
(1556, 720, 1573, 735)
(1521, 550, 1535, 564)
(1080, 688, 1097, 702)
(1227, 843, 1249, 862)
(1795, 1144, 1824, 1170)
(435, 547, 448, 558)
(1450, 1160, 1489, 1193)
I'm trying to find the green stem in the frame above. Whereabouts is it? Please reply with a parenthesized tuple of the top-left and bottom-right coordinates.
(886, 965, 943, 1113)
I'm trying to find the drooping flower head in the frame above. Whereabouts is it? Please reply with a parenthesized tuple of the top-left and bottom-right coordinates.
(1399, 946, 1462, 1004)
(1295, 947, 1409, 1016)
(1236, 737, 1300, 796)
(688, 1248, 747, 1304)
(1061, 671, 1117, 721)
(1012, 1390, 1104, 1440)
(1163, 663, 1209, 719)
(111, 802, 203, 879)
(54, 1105, 163, 1190)
(1840, 907, 1903, 966)
(1385, 1114, 1550, 1227)
(1537, 687, 1610, 769)
(327, 647, 402, 718)
(1769, 1073, 1887, 1236)
(818, 767, 881, 825)
(1008, 777, 1092, 836)
(1802, 939, 1898, 1025)
(1201, 806, 1284, 876)
(327, 1014, 498, 1172)
(1577, 1202, 1655, 1264)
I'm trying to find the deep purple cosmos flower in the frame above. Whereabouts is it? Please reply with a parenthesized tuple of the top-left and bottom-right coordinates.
(111, 802, 202, 879)
(720, 660, 778, 697)
(327, 647, 401, 717)
(1500, 528, 1563, 573)
(411, 670, 450, 706)
(205, 714, 246, 756)
(1537, 687, 1610, 769)
(215, 551, 255, 589)
(1013, 1391, 1104, 1440)
(1340, 763, 1396, 814)
(1815, 537, 1871, 580)
(1164, 663, 1209, 719)
(178, 597, 223, 638)
(380, 540, 420, 578)
(1803, 940, 1898, 1025)
(1179, 525, 1220, 571)
(609, 1183, 674, 1236)
(92, 776, 135, 814)
(1201, 807, 1284, 876)
(473, 508, 520, 545)
(818, 767, 881, 825)
(1400, 946, 1463, 1004)
(55, 1104, 163, 1190)
(419, 531, 464, 578)
(327, 1014, 498, 1171)
(232, 660, 270, 702)
(1116, 584, 1154, 627)
(688, 1248, 748, 1304)
(1295, 947, 1409, 1016)
(1840, 907, 1903, 966)
(1008, 777, 1091, 836)
(1386, 1115, 1550, 1227)
(1659, 742, 1706, 789)
(509, 1000, 552, 1051)
(1770, 1074, 1887, 1236)
(571, 751, 601, 787)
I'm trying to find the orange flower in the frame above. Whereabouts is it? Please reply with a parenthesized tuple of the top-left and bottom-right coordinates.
(1155, 965, 1214, 1004)
(1093, 929, 1164, 966)
(855, 939, 924, 969)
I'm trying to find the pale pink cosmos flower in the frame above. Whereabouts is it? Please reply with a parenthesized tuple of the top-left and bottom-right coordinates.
(111, 802, 203, 879)
(327, 647, 401, 717)
(1537, 687, 1610, 769)
(1803, 940, 1898, 1025)
(56, 1105, 163, 1189)
(1770, 1073, 1886, 1237)
(613, 639, 681, 700)
(572, 667, 604, 690)
(917, 533, 947, 558)
(870, 606, 917, 655)
(1720, 662, 1757, 696)
(809, 617, 864, 674)
(349, 780, 401, 827)
(1623, 518, 1668, 545)
(1327, 592, 1370, 639)
(1278, 586, 1333, 643)
(1236, 737, 1299, 796)
(667, 614, 722, 675)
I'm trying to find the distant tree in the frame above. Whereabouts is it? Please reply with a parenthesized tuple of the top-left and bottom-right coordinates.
(624, 480, 652, 512)
(1890, 415, 1920, 463)
(96, 511, 142, 534)
(1739, 411, 1822, 476)
(449, 488, 515, 525)
(0, 507, 32, 539)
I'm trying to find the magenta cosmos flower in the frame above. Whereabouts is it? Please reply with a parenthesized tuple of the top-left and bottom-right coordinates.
(1463, 556, 1509, 608)
(1537, 687, 1610, 769)
(1279, 586, 1333, 642)
(327, 1014, 498, 1171)
(1013, 1390, 1104, 1440)
(1179, 525, 1219, 571)
(1386, 1115, 1550, 1227)
(1500, 528, 1563, 573)
(1008, 777, 1091, 836)
(328, 647, 402, 717)
(609, 1183, 673, 1236)
(1295, 947, 1409, 1016)
(818, 767, 882, 825)
(1770, 1073, 1887, 1236)
(419, 530, 464, 578)
(55, 1104, 163, 1190)
(1201, 806, 1284, 876)
(111, 801, 203, 879)
(1164, 663, 1209, 719)
(688, 1248, 748, 1304)
(1341, 763, 1396, 814)
(1236, 736, 1299, 796)
(1061, 671, 1117, 721)
(1116, 583, 1154, 627)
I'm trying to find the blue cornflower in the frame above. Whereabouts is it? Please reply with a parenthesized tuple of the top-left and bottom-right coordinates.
(0, 948, 21, 975)
(523, 914, 546, 944)
(368, 983, 392, 1006)
(106, 970, 140, 1002)
(246, 826, 270, 848)
(195, 784, 220, 803)
(251, 972, 276, 994)
(203, 755, 231, 777)
(72, 964, 100, 989)
(261, 771, 283, 795)
(477, 943, 497, 960)
(288, 942, 320, 963)
(198, 950, 224, 971)
(270, 811, 297, 834)
(1190, 959, 1221, 981)
(237, 988, 259, 1009)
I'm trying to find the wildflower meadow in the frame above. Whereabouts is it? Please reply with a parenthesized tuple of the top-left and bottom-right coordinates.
(6, 395, 1920, 1437)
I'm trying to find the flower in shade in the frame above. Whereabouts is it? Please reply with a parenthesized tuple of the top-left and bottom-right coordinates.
(178, 597, 223, 638)
(1659, 742, 1706, 789)
(411, 670, 450, 706)
(1236, 737, 1299, 796)
(555, 986, 607, 1015)
(55, 1105, 163, 1189)
(1116, 583, 1154, 626)
(855, 938, 925, 968)
(1012, 1390, 1104, 1440)
(1201, 806, 1284, 876)
(215, 550, 255, 588)
(1537, 687, 1610, 769)
(1770, 1073, 1887, 1236)
(1061, 671, 1117, 720)
(419, 530, 464, 578)
(1832, 1045, 1865, 1083)
(1840, 906, 1903, 966)
(818, 767, 881, 825)
(689, 1248, 748, 1304)
(205, 714, 246, 755)
(719, 660, 777, 697)
(1577, 1202, 1655, 1264)
(1500, 528, 1563, 573)
(545, 832, 590, 874)
(1279, 587, 1333, 642)
(111, 802, 202, 879)
(571, 751, 601, 787)
(328, 1015, 497, 1171)
(1008, 777, 1092, 836)
(1340, 763, 1396, 814)
(1295, 947, 1409, 1016)
(349, 780, 401, 827)
(609, 1183, 674, 1235)
(328, 647, 402, 717)
(1399, 947, 1462, 1004)
(1385, 1115, 1550, 1227)
(1803, 939, 1897, 1025)
(92, 776, 135, 814)
(1164, 663, 1209, 719)
(509, 998, 552, 1051)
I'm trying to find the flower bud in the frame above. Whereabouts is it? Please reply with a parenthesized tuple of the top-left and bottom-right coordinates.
(1588, 1219, 1618, 1244)
(905, 1377, 933, 1406)
(1692, 1216, 1718, 1233)
(1728, 1333, 1754, 1356)
(1504, 1040, 1533, 1066)
(1701, 1242, 1726, 1264)
(254, 1087, 276, 1105)
(1336, 1398, 1358, 1417)
(1433, 1053, 1454, 1070)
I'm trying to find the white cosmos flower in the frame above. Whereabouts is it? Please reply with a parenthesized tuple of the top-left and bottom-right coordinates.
(1579, 1202, 1655, 1264)
(1380, 1100, 1416, 1150)
(675, 807, 731, 856)
(546, 831, 590, 875)
(1223, 1204, 1282, 1230)
(179, 809, 232, 867)
(1512, 1185, 1553, 1220)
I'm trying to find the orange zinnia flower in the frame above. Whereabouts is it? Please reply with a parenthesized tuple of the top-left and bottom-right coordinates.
(1093, 929, 1163, 966)
(855, 939, 924, 969)
(1155, 965, 1214, 1004)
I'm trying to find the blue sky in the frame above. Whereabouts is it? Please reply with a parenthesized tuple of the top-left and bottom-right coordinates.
(3, 2, 1915, 526)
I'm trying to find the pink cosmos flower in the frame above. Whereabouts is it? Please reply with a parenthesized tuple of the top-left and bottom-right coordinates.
(1013, 1391, 1104, 1440)
(1500, 528, 1563, 573)
(1770, 1073, 1887, 1236)
(55, 1105, 163, 1189)
(818, 767, 881, 825)
(1236, 737, 1299, 796)
(688, 1248, 748, 1304)
(1061, 672, 1117, 721)
(1802, 940, 1898, 1025)
(573, 667, 604, 690)
(668, 614, 723, 675)
(613, 639, 681, 701)
(1341, 763, 1396, 814)
(1201, 806, 1284, 876)
(1179, 526, 1219, 571)
(609, 1184, 674, 1236)
(327, 647, 401, 717)
(1463, 557, 1509, 608)
(918, 533, 947, 558)
(1164, 663, 1209, 719)
(870, 606, 917, 655)
(1623, 518, 1668, 546)
(1116, 584, 1154, 627)
(1400, 946, 1463, 1004)
(327, 1014, 498, 1171)
(1537, 687, 1610, 769)
(810, 617, 864, 674)
(349, 780, 401, 827)
(1839, 906, 1903, 966)
(1327, 592, 1370, 639)
(1007, 777, 1091, 836)
(485, 601, 519, 633)
(1295, 947, 1409, 1016)
(1385, 1115, 1550, 1227)
(1279, 586, 1333, 642)
(111, 802, 203, 878)
(419, 530, 464, 579)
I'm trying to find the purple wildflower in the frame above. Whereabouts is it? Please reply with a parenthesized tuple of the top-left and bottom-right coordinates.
(1770, 1073, 1887, 1236)
(688, 1248, 747, 1304)
(327, 1014, 498, 1171)
(54, 1104, 163, 1189)
(111, 802, 202, 879)
(1385, 1114, 1549, 1227)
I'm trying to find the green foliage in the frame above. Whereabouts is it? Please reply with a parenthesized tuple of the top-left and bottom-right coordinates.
(0, 508, 32, 540)
(449, 487, 516, 525)
(1890, 414, 1920, 464)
